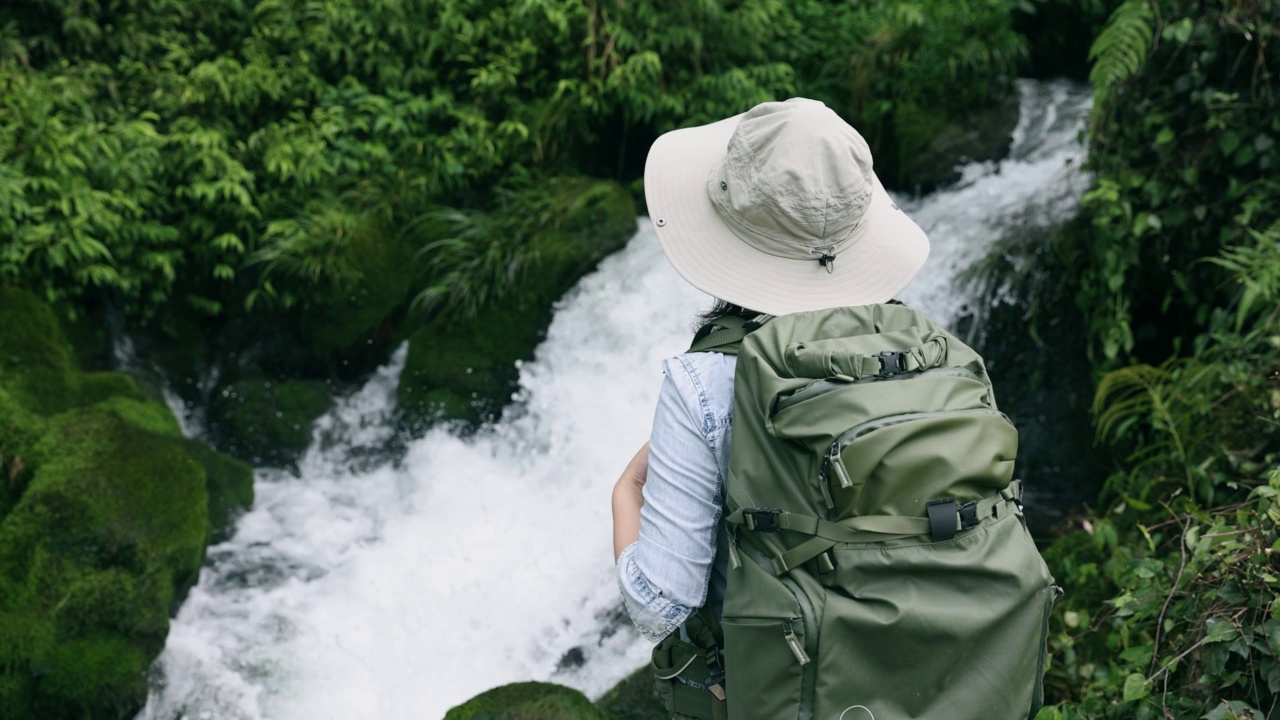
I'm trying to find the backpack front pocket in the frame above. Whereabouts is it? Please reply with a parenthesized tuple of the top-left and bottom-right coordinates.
(722, 617, 807, 720)
(814, 512, 1055, 720)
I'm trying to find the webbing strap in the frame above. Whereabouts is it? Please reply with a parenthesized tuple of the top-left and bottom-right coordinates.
(727, 508, 928, 540)
(687, 314, 771, 355)
(728, 482, 1025, 576)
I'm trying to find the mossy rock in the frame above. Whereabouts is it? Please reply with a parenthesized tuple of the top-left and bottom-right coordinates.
(297, 218, 425, 366)
(0, 386, 46, 523)
(595, 665, 668, 720)
(167, 437, 254, 543)
(398, 178, 636, 426)
(0, 286, 84, 414)
(207, 376, 332, 466)
(0, 408, 208, 720)
(0, 287, 256, 719)
(445, 681, 608, 720)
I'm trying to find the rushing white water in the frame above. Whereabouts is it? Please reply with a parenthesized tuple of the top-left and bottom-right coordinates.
(138, 79, 1092, 720)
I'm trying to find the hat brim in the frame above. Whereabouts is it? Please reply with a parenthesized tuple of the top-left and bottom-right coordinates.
(644, 113, 930, 316)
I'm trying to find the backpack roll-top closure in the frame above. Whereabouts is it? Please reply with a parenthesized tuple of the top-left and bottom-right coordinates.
(780, 327, 948, 381)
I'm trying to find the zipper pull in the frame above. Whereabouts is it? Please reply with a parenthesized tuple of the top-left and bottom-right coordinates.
(783, 621, 811, 666)
(727, 528, 742, 570)
(817, 453, 836, 509)
(828, 445, 853, 489)
(818, 469, 835, 509)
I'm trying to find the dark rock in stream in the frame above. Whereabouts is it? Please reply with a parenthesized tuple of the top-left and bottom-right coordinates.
(895, 90, 1022, 192)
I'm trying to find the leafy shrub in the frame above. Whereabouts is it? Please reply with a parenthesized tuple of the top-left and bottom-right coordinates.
(0, 0, 1030, 327)
(1070, 0, 1279, 363)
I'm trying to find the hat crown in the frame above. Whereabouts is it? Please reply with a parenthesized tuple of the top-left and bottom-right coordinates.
(709, 98, 875, 258)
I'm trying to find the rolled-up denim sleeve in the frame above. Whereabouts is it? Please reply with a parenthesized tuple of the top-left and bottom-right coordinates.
(616, 541, 692, 643)
(616, 356, 724, 642)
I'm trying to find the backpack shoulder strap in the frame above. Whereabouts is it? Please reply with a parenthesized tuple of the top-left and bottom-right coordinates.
(688, 314, 770, 355)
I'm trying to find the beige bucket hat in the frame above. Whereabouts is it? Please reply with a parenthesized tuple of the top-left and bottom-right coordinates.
(644, 98, 929, 316)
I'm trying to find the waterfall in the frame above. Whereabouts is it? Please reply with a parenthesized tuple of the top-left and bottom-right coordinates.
(138, 79, 1092, 720)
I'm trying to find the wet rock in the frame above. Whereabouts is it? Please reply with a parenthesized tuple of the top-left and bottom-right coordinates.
(206, 376, 333, 467)
(899, 90, 1022, 191)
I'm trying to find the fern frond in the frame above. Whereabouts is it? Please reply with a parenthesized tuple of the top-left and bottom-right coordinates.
(1093, 363, 1170, 442)
(1088, 0, 1156, 96)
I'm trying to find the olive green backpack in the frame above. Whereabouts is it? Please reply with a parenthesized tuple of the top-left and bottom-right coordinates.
(649, 303, 1060, 720)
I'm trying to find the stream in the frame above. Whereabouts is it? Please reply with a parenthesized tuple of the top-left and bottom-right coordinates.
(137, 78, 1094, 720)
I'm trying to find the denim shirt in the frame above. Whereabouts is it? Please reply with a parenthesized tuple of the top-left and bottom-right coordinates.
(616, 351, 736, 643)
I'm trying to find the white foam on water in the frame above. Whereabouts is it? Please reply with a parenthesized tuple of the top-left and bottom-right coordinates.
(138, 79, 1092, 720)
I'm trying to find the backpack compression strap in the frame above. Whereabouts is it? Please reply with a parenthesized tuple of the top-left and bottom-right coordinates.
(727, 481, 1025, 575)
(688, 314, 770, 355)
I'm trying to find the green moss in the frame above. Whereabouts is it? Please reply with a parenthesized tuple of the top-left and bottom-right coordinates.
(93, 395, 183, 438)
(39, 635, 149, 718)
(444, 681, 607, 720)
(167, 437, 254, 542)
(595, 666, 668, 720)
(75, 372, 146, 408)
(0, 287, 255, 719)
(0, 387, 45, 523)
(0, 672, 34, 720)
(0, 408, 208, 719)
(0, 287, 78, 414)
(208, 377, 332, 465)
(301, 221, 423, 359)
(399, 178, 635, 426)
(0, 288, 150, 419)
(399, 324, 524, 425)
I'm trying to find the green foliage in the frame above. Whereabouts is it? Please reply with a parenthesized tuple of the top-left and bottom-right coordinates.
(1046, 11, 1280, 703)
(397, 178, 635, 425)
(0, 0, 1030, 328)
(1205, 219, 1280, 334)
(410, 176, 626, 321)
(786, 0, 1027, 183)
(1087, 0, 1155, 97)
(1071, 0, 1279, 364)
(1041, 472, 1280, 719)
(1044, 209, 1280, 715)
(1016, 0, 1121, 80)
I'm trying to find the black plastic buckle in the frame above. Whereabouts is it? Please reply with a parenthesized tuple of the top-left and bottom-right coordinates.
(875, 350, 908, 378)
(744, 508, 782, 533)
(958, 500, 980, 530)
(926, 498, 958, 542)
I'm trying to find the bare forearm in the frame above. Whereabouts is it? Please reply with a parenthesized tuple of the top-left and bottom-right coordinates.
(612, 443, 650, 560)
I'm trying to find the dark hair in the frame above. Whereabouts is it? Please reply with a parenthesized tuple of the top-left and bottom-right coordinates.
(693, 298, 761, 331)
